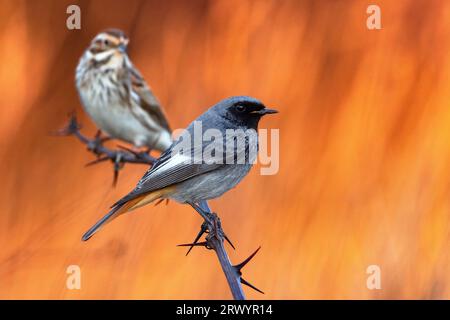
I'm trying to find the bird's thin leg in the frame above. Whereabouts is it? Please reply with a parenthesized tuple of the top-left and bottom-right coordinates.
(189, 202, 214, 224)
(198, 200, 212, 214)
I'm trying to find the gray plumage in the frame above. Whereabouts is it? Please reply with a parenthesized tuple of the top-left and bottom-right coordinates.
(82, 96, 277, 241)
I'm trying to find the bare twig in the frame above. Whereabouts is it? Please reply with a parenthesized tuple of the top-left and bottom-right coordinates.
(178, 212, 263, 300)
(56, 114, 156, 185)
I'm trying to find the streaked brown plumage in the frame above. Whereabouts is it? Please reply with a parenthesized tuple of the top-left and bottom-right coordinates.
(76, 29, 172, 152)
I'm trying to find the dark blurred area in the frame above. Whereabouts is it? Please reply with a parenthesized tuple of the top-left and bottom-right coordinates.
(0, 0, 448, 299)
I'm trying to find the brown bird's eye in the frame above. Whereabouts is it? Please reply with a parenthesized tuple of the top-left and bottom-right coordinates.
(236, 105, 246, 112)
(103, 39, 110, 46)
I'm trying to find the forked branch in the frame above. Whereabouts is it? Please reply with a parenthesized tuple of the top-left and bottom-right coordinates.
(57, 114, 156, 185)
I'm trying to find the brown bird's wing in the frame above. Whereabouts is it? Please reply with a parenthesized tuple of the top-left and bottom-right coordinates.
(130, 65, 171, 132)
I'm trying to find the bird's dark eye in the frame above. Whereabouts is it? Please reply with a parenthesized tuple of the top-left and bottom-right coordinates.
(235, 105, 246, 113)
(103, 39, 110, 46)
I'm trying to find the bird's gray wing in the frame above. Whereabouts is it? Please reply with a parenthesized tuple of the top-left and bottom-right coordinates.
(113, 144, 223, 207)
(129, 64, 171, 132)
(113, 117, 258, 207)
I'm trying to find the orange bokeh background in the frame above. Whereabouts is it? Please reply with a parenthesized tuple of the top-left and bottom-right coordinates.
(0, 0, 449, 299)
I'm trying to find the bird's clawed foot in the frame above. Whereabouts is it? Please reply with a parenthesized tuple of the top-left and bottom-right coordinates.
(208, 213, 235, 250)
(87, 130, 111, 156)
(177, 217, 233, 255)
(117, 145, 154, 163)
(178, 209, 235, 255)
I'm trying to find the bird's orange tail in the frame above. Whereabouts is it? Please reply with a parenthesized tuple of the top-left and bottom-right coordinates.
(81, 187, 174, 241)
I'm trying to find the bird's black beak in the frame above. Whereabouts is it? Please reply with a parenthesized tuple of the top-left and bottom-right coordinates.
(254, 108, 278, 115)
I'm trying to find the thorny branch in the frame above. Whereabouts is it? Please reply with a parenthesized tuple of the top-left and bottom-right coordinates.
(58, 114, 263, 299)
(57, 114, 156, 185)
(178, 211, 263, 300)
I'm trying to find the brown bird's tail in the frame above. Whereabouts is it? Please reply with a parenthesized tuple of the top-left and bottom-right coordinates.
(81, 188, 172, 241)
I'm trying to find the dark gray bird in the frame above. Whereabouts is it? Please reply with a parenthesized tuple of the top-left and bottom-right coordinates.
(82, 96, 277, 241)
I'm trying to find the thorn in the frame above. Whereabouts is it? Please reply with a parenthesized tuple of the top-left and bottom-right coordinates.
(234, 246, 261, 272)
(240, 277, 264, 294)
(154, 198, 165, 206)
(223, 233, 235, 250)
(85, 156, 109, 167)
(53, 113, 81, 136)
(184, 222, 208, 256)
(112, 153, 123, 187)
(113, 169, 119, 187)
(67, 113, 81, 132)
(177, 241, 208, 248)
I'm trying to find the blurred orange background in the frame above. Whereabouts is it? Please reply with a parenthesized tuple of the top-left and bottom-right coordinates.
(0, 0, 449, 299)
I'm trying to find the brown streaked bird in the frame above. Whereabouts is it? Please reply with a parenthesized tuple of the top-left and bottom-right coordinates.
(76, 29, 172, 152)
